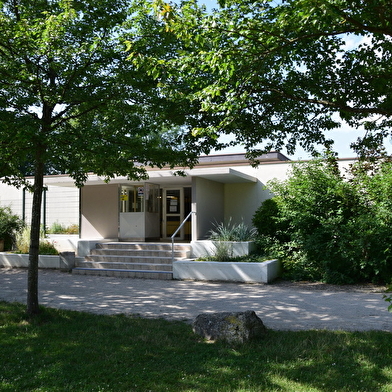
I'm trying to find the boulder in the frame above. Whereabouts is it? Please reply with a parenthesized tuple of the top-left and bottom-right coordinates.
(192, 310, 267, 343)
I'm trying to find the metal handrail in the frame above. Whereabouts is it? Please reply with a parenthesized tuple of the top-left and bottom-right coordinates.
(171, 211, 195, 263)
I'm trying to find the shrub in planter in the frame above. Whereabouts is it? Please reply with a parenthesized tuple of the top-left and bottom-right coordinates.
(0, 206, 25, 251)
(205, 219, 257, 261)
(209, 218, 257, 242)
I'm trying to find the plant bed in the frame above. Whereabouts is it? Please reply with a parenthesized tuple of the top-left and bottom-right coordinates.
(173, 258, 281, 283)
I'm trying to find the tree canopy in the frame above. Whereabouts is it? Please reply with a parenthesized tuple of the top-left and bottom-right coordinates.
(0, 0, 201, 186)
(138, 0, 392, 158)
(0, 0, 202, 315)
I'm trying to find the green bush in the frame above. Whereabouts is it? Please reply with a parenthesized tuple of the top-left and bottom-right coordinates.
(47, 222, 79, 234)
(47, 221, 66, 234)
(252, 197, 290, 243)
(253, 156, 392, 284)
(16, 227, 58, 255)
(65, 224, 79, 234)
(0, 206, 24, 251)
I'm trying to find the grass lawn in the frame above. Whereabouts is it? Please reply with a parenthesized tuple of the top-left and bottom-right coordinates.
(1, 301, 392, 392)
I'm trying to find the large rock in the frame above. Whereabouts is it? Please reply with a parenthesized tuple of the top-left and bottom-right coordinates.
(193, 310, 267, 343)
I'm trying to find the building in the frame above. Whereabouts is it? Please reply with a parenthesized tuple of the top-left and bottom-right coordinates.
(42, 152, 292, 244)
(0, 152, 357, 247)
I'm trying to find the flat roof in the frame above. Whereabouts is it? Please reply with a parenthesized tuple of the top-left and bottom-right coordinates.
(45, 167, 257, 187)
(42, 152, 286, 187)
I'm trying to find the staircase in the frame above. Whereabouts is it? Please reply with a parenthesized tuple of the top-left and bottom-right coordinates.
(72, 242, 191, 280)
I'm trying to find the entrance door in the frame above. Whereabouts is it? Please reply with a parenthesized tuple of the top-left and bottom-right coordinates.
(119, 183, 160, 241)
(162, 188, 183, 239)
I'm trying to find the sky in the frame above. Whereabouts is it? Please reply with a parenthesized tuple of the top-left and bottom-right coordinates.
(215, 127, 392, 161)
(198, 0, 392, 160)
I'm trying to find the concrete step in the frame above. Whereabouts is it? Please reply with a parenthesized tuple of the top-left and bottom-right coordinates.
(96, 242, 191, 252)
(90, 249, 189, 258)
(72, 241, 190, 280)
(72, 268, 173, 280)
(84, 255, 175, 264)
(77, 260, 173, 271)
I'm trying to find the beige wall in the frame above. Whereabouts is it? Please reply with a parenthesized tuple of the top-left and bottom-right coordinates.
(192, 177, 224, 239)
(80, 184, 119, 239)
(221, 161, 291, 229)
(224, 181, 272, 227)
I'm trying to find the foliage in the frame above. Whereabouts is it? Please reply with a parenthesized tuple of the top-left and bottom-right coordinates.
(1, 301, 392, 391)
(209, 241, 234, 261)
(385, 287, 392, 312)
(208, 218, 257, 242)
(16, 227, 58, 255)
(47, 222, 79, 235)
(0, 206, 24, 250)
(252, 197, 289, 243)
(253, 155, 392, 284)
(0, 0, 204, 314)
(205, 219, 257, 260)
(197, 254, 272, 263)
(136, 0, 392, 157)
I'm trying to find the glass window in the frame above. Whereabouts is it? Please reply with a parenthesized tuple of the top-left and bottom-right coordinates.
(166, 189, 180, 214)
(120, 186, 144, 212)
(145, 183, 159, 213)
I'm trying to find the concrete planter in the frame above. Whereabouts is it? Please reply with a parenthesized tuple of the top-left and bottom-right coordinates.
(0, 253, 60, 268)
(47, 234, 79, 253)
(0, 252, 79, 270)
(191, 240, 256, 258)
(173, 259, 281, 284)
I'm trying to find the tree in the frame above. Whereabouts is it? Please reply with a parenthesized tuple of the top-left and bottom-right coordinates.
(0, 0, 201, 316)
(140, 0, 392, 158)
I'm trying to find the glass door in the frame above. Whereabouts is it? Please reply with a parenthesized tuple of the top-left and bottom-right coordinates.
(163, 188, 183, 239)
(119, 183, 160, 241)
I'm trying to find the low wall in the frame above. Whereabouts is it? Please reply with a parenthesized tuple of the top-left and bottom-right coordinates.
(47, 234, 80, 253)
(173, 259, 281, 283)
(0, 252, 82, 270)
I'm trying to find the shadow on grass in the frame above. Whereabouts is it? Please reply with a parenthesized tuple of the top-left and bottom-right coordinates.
(0, 301, 391, 391)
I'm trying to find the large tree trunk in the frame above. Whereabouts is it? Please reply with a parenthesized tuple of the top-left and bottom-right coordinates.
(27, 158, 45, 316)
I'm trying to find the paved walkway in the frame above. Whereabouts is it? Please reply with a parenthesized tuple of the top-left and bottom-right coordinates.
(0, 268, 391, 332)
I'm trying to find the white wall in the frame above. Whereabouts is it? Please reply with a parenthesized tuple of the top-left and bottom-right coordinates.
(0, 182, 79, 228)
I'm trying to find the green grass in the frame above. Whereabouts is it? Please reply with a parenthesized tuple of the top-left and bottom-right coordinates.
(1, 301, 392, 392)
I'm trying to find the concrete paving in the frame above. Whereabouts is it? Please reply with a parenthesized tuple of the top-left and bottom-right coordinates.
(0, 268, 391, 332)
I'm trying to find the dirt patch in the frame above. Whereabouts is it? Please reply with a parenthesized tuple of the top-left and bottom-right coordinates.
(270, 279, 388, 293)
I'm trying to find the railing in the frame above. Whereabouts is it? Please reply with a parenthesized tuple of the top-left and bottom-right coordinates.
(171, 211, 195, 263)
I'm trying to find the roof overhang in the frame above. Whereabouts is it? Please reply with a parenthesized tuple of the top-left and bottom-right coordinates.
(44, 167, 257, 187)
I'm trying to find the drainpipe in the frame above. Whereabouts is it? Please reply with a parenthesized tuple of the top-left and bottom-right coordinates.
(42, 188, 47, 233)
(22, 188, 26, 222)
